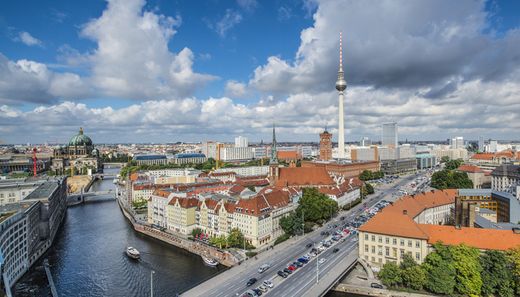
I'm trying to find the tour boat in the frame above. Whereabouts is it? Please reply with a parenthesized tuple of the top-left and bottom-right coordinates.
(126, 247, 140, 260)
(201, 255, 218, 267)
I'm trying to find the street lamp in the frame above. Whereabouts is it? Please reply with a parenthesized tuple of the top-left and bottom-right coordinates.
(150, 270, 155, 297)
(316, 254, 319, 283)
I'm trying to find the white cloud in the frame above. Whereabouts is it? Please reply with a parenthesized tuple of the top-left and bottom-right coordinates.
(237, 0, 257, 11)
(211, 9, 243, 37)
(17, 31, 43, 47)
(225, 80, 247, 98)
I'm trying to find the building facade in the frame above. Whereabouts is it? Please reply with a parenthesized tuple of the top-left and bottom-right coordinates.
(382, 123, 398, 148)
(319, 130, 333, 161)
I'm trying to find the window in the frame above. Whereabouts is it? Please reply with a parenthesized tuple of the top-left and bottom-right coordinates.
(408, 240, 412, 247)
(400, 239, 404, 246)
(416, 252, 420, 260)
(393, 238, 397, 245)
(385, 247, 389, 256)
(365, 245, 369, 252)
(385, 237, 389, 244)
(371, 235, 375, 241)
(378, 236, 382, 243)
(365, 233, 368, 240)
(371, 246, 375, 253)
(400, 249, 405, 257)
(415, 241, 420, 248)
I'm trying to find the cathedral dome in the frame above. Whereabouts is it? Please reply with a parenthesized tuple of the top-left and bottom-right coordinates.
(68, 127, 93, 147)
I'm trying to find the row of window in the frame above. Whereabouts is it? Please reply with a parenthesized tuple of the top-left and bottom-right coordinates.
(364, 233, 421, 248)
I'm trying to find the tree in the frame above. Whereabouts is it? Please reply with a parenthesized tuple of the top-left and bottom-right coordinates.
(422, 245, 456, 295)
(402, 265, 427, 291)
(507, 246, 520, 295)
(209, 235, 228, 249)
(445, 159, 463, 170)
(431, 169, 473, 189)
(440, 156, 450, 163)
(191, 228, 203, 238)
(378, 262, 402, 287)
(296, 188, 338, 223)
(480, 250, 515, 297)
(365, 183, 375, 194)
(359, 170, 373, 181)
(451, 245, 482, 296)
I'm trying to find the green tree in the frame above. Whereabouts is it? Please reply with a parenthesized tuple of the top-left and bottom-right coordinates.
(422, 244, 456, 295)
(209, 235, 228, 249)
(365, 183, 375, 194)
(480, 250, 515, 297)
(440, 156, 450, 163)
(451, 244, 482, 296)
(359, 170, 373, 181)
(431, 169, 473, 189)
(445, 159, 463, 170)
(296, 188, 338, 223)
(403, 265, 427, 290)
(378, 262, 402, 287)
(507, 246, 520, 295)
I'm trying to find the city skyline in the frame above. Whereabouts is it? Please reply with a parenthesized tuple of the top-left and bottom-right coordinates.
(1, 0, 520, 144)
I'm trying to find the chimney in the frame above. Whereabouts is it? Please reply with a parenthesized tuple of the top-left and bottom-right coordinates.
(403, 210, 408, 215)
(455, 225, 461, 230)
(513, 228, 520, 234)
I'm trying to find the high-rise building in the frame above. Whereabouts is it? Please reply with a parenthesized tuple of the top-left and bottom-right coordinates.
(319, 130, 332, 161)
(335, 32, 347, 159)
(382, 122, 398, 148)
(234, 136, 248, 148)
(489, 140, 498, 153)
(450, 136, 464, 149)
(478, 136, 485, 152)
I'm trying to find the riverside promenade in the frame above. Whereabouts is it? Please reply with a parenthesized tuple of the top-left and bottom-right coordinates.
(116, 197, 238, 267)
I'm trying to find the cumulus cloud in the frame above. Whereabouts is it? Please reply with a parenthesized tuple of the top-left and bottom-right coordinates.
(225, 80, 247, 98)
(17, 31, 43, 47)
(237, 0, 258, 12)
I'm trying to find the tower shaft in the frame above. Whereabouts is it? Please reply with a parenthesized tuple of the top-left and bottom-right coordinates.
(335, 32, 347, 159)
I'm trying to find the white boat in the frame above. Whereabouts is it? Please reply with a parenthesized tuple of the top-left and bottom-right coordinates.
(126, 247, 140, 259)
(201, 255, 218, 267)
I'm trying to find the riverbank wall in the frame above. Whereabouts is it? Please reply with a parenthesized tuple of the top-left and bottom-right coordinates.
(333, 284, 436, 297)
(116, 198, 237, 267)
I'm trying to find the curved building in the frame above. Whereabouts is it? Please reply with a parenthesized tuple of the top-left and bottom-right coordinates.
(51, 127, 101, 175)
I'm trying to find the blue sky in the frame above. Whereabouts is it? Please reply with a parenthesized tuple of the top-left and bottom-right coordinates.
(1, 0, 520, 144)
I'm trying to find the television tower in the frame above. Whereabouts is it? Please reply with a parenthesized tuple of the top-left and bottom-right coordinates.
(335, 32, 347, 159)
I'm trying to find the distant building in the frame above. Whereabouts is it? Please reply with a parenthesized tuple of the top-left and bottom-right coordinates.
(491, 165, 520, 196)
(360, 137, 372, 147)
(489, 140, 498, 153)
(382, 123, 398, 148)
(416, 154, 436, 170)
(252, 147, 267, 159)
(51, 127, 102, 175)
(301, 160, 380, 180)
(455, 189, 520, 226)
(219, 147, 254, 161)
(235, 136, 248, 148)
(319, 130, 333, 161)
(133, 154, 168, 165)
(450, 136, 464, 149)
(169, 153, 207, 165)
(457, 164, 491, 189)
(478, 136, 485, 152)
(0, 155, 50, 174)
(214, 166, 269, 177)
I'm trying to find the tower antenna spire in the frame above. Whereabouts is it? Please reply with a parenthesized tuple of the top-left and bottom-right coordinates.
(339, 31, 343, 71)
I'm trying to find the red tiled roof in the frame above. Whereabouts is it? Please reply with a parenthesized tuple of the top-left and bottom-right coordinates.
(275, 167, 335, 187)
(152, 189, 171, 198)
(169, 197, 198, 208)
(470, 153, 494, 160)
(277, 151, 301, 160)
(420, 224, 520, 251)
(234, 188, 291, 217)
(457, 164, 483, 173)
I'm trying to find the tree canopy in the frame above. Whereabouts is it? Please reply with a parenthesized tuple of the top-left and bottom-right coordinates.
(431, 169, 473, 189)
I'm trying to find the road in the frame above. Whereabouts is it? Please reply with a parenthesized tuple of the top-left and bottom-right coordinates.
(182, 172, 428, 297)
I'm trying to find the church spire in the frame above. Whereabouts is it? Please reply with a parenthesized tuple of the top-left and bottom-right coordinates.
(270, 123, 278, 164)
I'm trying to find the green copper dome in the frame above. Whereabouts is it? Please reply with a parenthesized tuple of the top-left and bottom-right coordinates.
(68, 127, 93, 146)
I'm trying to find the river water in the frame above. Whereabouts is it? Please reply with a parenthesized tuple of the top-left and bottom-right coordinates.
(13, 167, 225, 297)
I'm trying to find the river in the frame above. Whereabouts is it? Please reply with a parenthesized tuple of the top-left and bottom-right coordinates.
(13, 167, 225, 297)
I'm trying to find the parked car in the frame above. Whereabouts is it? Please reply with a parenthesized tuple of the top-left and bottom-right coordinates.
(258, 285, 268, 292)
(258, 264, 270, 273)
(287, 265, 297, 271)
(333, 248, 340, 253)
(247, 278, 257, 286)
(306, 243, 313, 248)
(371, 283, 384, 289)
(293, 261, 303, 267)
(263, 280, 274, 288)
(277, 270, 287, 278)
(253, 288, 262, 296)
(283, 268, 292, 274)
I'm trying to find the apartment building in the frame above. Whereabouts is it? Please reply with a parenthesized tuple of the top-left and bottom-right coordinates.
(167, 197, 198, 235)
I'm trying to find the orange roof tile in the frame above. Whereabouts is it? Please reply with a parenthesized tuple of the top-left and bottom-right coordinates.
(457, 164, 483, 173)
(420, 224, 520, 251)
(470, 153, 494, 160)
(359, 210, 429, 239)
(277, 151, 301, 160)
(275, 167, 335, 187)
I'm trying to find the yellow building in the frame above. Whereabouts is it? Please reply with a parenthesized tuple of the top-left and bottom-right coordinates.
(166, 197, 198, 235)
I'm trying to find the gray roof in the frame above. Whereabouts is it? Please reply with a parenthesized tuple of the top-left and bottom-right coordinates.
(475, 215, 520, 230)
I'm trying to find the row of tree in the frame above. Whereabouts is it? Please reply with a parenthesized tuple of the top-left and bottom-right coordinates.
(100, 153, 131, 163)
(191, 227, 254, 249)
(379, 243, 520, 297)
(359, 170, 385, 181)
(280, 188, 338, 236)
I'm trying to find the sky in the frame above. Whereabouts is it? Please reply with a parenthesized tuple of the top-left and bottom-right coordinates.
(0, 0, 520, 144)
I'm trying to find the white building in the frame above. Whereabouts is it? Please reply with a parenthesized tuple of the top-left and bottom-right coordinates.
(0, 179, 42, 206)
(219, 147, 254, 161)
(235, 136, 248, 148)
(450, 136, 464, 149)
(382, 123, 398, 148)
(148, 192, 174, 228)
(252, 147, 268, 159)
(214, 166, 269, 176)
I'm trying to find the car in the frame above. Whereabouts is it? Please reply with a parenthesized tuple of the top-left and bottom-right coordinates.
(371, 283, 384, 289)
(287, 265, 297, 271)
(247, 278, 257, 286)
(258, 264, 270, 273)
(263, 280, 274, 288)
(298, 257, 309, 263)
(277, 270, 287, 278)
(283, 268, 292, 274)
(306, 243, 313, 248)
(318, 258, 326, 264)
(333, 248, 340, 253)
(340, 216, 345, 220)
(241, 291, 255, 297)
(258, 285, 268, 292)
(253, 288, 262, 296)
(320, 231, 326, 236)
(293, 261, 303, 267)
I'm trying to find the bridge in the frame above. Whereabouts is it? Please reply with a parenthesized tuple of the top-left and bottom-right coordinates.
(92, 173, 117, 179)
(67, 190, 116, 206)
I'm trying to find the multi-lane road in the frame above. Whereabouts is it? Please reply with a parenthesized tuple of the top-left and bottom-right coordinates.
(182, 172, 427, 297)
